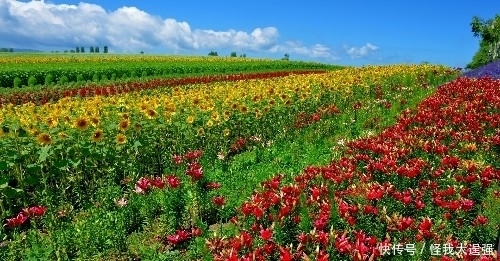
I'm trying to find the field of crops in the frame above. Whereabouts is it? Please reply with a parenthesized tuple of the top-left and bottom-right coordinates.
(0, 54, 336, 89)
(1, 54, 499, 260)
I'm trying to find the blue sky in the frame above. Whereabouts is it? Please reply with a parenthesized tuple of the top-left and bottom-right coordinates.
(0, 0, 498, 67)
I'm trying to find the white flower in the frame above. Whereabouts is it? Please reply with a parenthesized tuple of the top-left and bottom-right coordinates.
(115, 197, 128, 207)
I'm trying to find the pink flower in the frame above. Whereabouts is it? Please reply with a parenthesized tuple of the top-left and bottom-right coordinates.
(4, 213, 28, 228)
(23, 205, 47, 217)
(135, 177, 151, 193)
(165, 175, 181, 188)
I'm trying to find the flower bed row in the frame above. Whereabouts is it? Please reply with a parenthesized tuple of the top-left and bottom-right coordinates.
(0, 70, 327, 106)
(205, 76, 500, 260)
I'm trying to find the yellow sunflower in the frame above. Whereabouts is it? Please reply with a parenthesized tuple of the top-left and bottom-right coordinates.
(116, 133, 127, 145)
(186, 115, 195, 124)
(89, 117, 100, 127)
(118, 119, 130, 131)
(36, 133, 52, 145)
(74, 117, 89, 131)
(58, 132, 68, 139)
(197, 128, 205, 137)
(91, 129, 104, 143)
(145, 109, 158, 120)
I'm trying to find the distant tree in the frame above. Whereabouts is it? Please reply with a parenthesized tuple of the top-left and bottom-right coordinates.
(0, 48, 7, 52)
(281, 53, 290, 61)
(208, 51, 218, 56)
(80, 47, 85, 53)
(64, 50, 69, 53)
(90, 46, 94, 53)
(70, 50, 75, 53)
(230, 51, 237, 57)
(9, 48, 13, 52)
(467, 14, 500, 69)
(140, 51, 144, 54)
(95, 46, 100, 53)
(76, 47, 80, 53)
(103, 45, 108, 53)
(240, 54, 247, 58)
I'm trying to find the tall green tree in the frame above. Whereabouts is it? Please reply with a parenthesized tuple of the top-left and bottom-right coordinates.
(103, 45, 108, 53)
(76, 47, 80, 53)
(95, 46, 100, 53)
(90, 46, 94, 53)
(467, 14, 500, 69)
(80, 47, 85, 53)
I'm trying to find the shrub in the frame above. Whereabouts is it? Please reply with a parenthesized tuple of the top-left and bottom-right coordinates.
(44, 74, 54, 86)
(13, 77, 22, 88)
(92, 74, 99, 82)
(28, 76, 37, 87)
(76, 74, 85, 83)
(59, 75, 69, 85)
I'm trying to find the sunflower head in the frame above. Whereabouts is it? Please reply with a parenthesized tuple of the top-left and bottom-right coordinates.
(118, 119, 130, 131)
(134, 123, 142, 132)
(46, 117, 58, 128)
(186, 115, 195, 124)
(74, 117, 89, 131)
(197, 128, 205, 137)
(116, 133, 127, 145)
(91, 129, 104, 143)
(90, 117, 100, 127)
(36, 133, 52, 145)
(145, 109, 158, 120)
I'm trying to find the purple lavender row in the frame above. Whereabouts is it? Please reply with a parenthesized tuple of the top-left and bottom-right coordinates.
(462, 60, 500, 79)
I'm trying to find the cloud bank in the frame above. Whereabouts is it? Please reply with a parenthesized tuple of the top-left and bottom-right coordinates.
(346, 43, 379, 58)
(0, 0, 336, 60)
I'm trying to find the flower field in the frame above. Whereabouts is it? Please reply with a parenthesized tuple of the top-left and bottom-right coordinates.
(3, 57, 498, 261)
(0, 54, 336, 89)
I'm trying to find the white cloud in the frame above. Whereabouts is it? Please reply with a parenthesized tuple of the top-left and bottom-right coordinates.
(0, 0, 332, 60)
(346, 43, 379, 58)
(270, 41, 338, 60)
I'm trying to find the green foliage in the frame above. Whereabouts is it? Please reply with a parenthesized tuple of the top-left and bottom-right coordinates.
(58, 75, 69, 85)
(208, 51, 218, 56)
(13, 77, 22, 88)
(76, 74, 84, 83)
(27, 75, 37, 87)
(468, 14, 500, 68)
(104, 45, 109, 54)
(92, 73, 99, 82)
(467, 41, 493, 69)
(44, 74, 54, 86)
(230, 52, 237, 57)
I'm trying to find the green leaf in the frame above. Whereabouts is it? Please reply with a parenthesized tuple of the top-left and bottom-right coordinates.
(54, 159, 70, 169)
(25, 164, 42, 174)
(0, 161, 9, 171)
(38, 145, 52, 162)
(132, 141, 142, 149)
(25, 175, 41, 186)
(70, 159, 81, 168)
(105, 123, 118, 131)
(2, 186, 22, 198)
